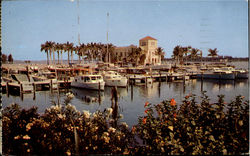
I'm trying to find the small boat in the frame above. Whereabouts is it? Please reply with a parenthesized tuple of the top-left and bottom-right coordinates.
(102, 71, 128, 87)
(71, 75, 105, 90)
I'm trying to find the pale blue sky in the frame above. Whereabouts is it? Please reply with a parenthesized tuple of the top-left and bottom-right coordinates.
(2, 0, 248, 60)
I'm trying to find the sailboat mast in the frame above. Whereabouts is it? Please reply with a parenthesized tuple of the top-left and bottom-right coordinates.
(107, 12, 109, 63)
(77, 0, 80, 45)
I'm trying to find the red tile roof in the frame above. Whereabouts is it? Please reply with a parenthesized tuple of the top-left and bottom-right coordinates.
(139, 36, 157, 41)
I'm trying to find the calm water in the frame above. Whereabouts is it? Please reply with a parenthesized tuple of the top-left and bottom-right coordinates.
(2, 78, 249, 127)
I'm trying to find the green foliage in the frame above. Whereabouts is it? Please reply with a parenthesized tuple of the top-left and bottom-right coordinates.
(3, 93, 249, 155)
(2, 54, 7, 63)
(8, 54, 14, 63)
(135, 93, 249, 155)
(3, 102, 135, 155)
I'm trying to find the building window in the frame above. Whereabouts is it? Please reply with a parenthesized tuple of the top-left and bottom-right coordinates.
(151, 42, 155, 45)
(141, 42, 146, 46)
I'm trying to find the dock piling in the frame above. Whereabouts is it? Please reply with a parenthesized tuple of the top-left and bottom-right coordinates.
(6, 82, 9, 97)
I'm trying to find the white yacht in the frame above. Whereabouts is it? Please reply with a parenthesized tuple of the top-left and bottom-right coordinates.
(220, 67, 248, 79)
(102, 71, 128, 87)
(197, 67, 235, 80)
(71, 75, 105, 90)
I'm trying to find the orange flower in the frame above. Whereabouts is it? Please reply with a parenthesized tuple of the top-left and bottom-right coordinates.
(143, 117, 147, 124)
(170, 99, 176, 106)
(185, 95, 190, 99)
(144, 101, 149, 108)
(173, 113, 177, 118)
(131, 126, 136, 133)
(157, 111, 162, 115)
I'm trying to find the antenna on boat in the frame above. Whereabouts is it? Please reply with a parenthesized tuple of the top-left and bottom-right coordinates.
(107, 12, 109, 63)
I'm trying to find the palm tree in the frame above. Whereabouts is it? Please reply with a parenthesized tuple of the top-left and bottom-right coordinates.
(46, 41, 55, 65)
(41, 43, 49, 65)
(55, 43, 61, 64)
(208, 48, 218, 58)
(74, 45, 81, 64)
(172, 45, 184, 64)
(108, 43, 115, 63)
(79, 43, 86, 64)
(59, 43, 64, 64)
(71, 44, 75, 64)
(65, 41, 74, 65)
(190, 48, 199, 62)
(156, 47, 165, 62)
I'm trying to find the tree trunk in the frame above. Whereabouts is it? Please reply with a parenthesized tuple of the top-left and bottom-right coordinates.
(49, 51, 52, 65)
(47, 51, 49, 65)
(71, 51, 73, 64)
(57, 51, 60, 64)
(68, 51, 70, 65)
(82, 52, 84, 64)
(78, 55, 81, 64)
(53, 50, 55, 65)
(61, 51, 63, 65)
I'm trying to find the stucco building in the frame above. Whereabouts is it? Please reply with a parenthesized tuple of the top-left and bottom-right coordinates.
(139, 36, 161, 65)
(114, 36, 161, 65)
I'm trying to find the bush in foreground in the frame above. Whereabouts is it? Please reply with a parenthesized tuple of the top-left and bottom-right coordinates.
(3, 92, 249, 155)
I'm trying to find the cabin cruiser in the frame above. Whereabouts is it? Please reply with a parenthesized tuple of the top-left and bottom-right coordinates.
(220, 67, 248, 79)
(102, 71, 128, 87)
(234, 69, 248, 79)
(71, 75, 105, 90)
(197, 68, 235, 80)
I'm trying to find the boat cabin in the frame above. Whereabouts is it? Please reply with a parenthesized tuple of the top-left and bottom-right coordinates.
(74, 75, 103, 83)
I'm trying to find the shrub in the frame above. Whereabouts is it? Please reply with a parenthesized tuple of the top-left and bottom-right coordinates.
(135, 92, 249, 155)
(3, 93, 249, 155)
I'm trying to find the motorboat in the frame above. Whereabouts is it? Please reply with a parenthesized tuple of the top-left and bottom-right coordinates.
(102, 71, 128, 87)
(71, 75, 105, 90)
(197, 68, 235, 80)
(220, 67, 248, 79)
(234, 69, 248, 79)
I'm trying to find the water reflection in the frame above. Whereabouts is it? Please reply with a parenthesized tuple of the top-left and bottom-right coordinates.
(72, 88, 104, 104)
(3, 78, 249, 127)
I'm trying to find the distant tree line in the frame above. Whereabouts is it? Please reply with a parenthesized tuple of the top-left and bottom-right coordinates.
(2, 54, 14, 64)
(169, 46, 248, 63)
(41, 41, 165, 66)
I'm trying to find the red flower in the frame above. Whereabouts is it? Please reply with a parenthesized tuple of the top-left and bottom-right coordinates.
(144, 109, 148, 114)
(144, 101, 149, 108)
(143, 117, 147, 124)
(170, 99, 176, 106)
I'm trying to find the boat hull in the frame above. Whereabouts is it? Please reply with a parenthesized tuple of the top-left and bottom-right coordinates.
(235, 72, 248, 79)
(71, 81, 105, 90)
(197, 73, 235, 80)
(104, 78, 128, 87)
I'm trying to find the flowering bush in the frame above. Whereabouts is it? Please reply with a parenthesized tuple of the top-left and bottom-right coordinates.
(3, 92, 249, 155)
(134, 92, 249, 155)
(3, 104, 135, 155)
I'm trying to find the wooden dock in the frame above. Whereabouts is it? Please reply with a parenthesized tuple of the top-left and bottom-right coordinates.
(2, 79, 72, 95)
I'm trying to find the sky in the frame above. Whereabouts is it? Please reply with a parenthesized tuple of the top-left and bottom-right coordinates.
(2, 0, 248, 60)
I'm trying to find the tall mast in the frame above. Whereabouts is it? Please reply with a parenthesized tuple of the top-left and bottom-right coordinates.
(107, 12, 109, 63)
(77, 0, 80, 45)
